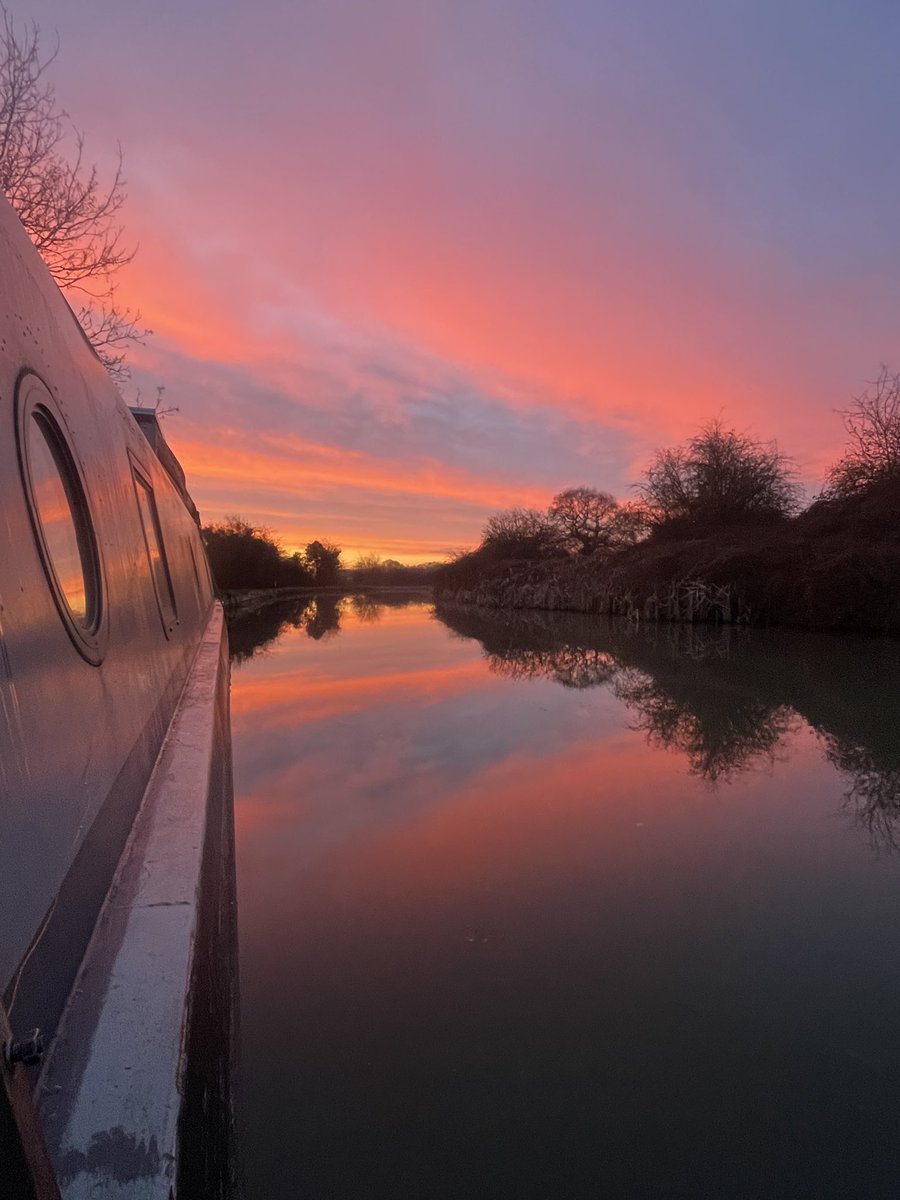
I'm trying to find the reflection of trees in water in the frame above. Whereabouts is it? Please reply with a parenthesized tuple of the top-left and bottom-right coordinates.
(480, 627, 794, 781)
(347, 591, 436, 626)
(349, 594, 385, 624)
(228, 595, 342, 660)
(488, 647, 617, 689)
(227, 598, 314, 663)
(649, 621, 742, 661)
(232, 595, 900, 849)
(229, 592, 431, 660)
(613, 666, 797, 783)
(824, 736, 900, 852)
(440, 603, 793, 782)
(435, 605, 900, 826)
(305, 595, 343, 640)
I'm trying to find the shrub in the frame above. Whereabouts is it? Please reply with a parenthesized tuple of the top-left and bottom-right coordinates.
(637, 420, 799, 535)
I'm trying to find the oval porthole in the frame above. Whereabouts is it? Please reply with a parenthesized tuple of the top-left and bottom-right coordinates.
(16, 374, 106, 664)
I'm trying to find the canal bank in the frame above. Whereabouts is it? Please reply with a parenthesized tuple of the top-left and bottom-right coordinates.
(435, 481, 900, 634)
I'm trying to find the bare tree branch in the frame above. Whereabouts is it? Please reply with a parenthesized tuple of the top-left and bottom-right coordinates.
(824, 365, 900, 498)
(0, 5, 148, 379)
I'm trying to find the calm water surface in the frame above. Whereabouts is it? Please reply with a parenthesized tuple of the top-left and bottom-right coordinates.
(232, 596, 900, 1199)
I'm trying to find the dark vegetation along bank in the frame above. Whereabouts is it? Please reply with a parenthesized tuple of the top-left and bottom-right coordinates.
(436, 372, 900, 633)
(202, 517, 343, 591)
(202, 516, 439, 604)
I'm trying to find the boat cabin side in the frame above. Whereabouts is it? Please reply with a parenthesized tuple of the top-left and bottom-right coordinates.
(0, 196, 236, 1197)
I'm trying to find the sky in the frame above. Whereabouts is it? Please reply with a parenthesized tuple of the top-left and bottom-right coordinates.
(21, 0, 900, 561)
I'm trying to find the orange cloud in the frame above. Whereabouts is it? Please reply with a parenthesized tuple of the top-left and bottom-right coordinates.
(165, 428, 553, 560)
(180, 430, 547, 508)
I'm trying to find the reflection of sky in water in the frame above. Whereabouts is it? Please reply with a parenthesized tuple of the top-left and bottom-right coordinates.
(233, 609, 629, 865)
(233, 603, 900, 1200)
(29, 418, 87, 620)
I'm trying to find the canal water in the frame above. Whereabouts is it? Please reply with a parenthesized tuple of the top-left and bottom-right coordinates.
(230, 596, 900, 1199)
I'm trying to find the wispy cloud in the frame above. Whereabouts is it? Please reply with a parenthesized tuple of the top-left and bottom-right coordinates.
(26, 0, 900, 555)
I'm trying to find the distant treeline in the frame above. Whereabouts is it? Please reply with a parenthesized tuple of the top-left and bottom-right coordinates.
(436, 370, 900, 633)
(202, 517, 342, 591)
(202, 517, 440, 593)
(345, 555, 440, 588)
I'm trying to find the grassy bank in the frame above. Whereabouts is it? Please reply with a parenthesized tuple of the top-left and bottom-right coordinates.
(435, 481, 900, 633)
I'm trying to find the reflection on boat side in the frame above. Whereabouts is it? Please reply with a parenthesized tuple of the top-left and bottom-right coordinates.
(435, 603, 900, 850)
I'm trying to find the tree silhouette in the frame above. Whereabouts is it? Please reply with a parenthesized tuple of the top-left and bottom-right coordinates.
(304, 540, 342, 585)
(202, 516, 313, 590)
(0, 6, 147, 380)
(824, 366, 900, 498)
(548, 487, 647, 555)
(481, 507, 563, 560)
(637, 420, 799, 534)
(548, 487, 619, 555)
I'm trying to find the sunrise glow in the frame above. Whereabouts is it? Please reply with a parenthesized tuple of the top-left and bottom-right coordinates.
(25, 0, 900, 559)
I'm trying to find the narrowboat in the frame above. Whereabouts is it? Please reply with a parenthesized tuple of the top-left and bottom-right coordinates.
(0, 191, 237, 1197)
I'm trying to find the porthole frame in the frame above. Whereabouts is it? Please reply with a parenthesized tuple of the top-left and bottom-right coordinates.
(15, 371, 108, 665)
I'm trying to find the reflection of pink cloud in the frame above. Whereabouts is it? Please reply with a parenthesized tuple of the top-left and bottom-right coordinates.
(233, 725, 673, 857)
(232, 659, 495, 729)
(245, 723, 808, 913)
(349, 733, 671, 886)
